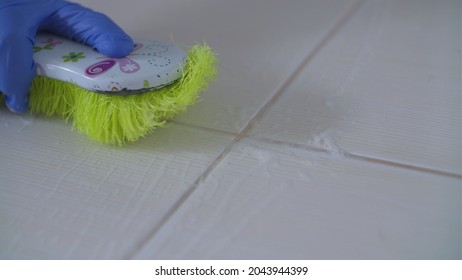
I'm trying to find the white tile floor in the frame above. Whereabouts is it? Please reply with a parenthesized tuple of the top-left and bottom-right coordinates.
(0, 0, 460, 259)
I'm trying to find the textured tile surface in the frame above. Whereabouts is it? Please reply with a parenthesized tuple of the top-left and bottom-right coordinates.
(0, 113, 233, 259)
(249, 0, 462, 175)
(134, 139, 461, 259)
(77, 0, 358, 133)
(0, 0, 460, 259)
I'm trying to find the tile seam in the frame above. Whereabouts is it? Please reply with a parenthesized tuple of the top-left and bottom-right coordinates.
(236, 0, 367, 140)
(127, 0, 367, 259)
(251, 136, 462, 180)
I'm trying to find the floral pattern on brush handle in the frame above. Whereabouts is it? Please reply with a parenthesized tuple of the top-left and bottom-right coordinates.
(33, 33, 188, 95)
(85, 43, 143, 77)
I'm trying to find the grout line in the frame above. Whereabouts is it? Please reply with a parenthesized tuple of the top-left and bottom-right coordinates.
(253, 136, 462, 180)
(127, 0, 367, 259)
(125, 139, 238, 259)
(171, 120, 238, 136)
(236, 0, 367, 140)
(351, 155, 462, 180)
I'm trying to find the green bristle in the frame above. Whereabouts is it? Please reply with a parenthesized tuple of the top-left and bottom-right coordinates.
(29, 44, 217, 146)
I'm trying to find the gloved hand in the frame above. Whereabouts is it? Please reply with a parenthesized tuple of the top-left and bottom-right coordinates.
(0, 0, 134, 112)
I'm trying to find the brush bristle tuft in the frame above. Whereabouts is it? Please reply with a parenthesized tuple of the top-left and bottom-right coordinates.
(29, 44, 217, 146)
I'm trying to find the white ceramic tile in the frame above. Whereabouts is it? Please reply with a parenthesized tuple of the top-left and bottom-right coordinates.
(75, 0, 358, 132)
(134, 138, 461, 259)
(0, 112, 233, 259)
(249, 0, 462, 174)
(3, 0, 460, 261)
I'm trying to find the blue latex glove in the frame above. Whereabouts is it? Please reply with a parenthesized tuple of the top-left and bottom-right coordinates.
(0, 0, 134, 112)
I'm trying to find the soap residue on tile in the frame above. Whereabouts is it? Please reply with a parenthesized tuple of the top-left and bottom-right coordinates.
(307, 128, 346, 157)
(17, 116, 35, 131)
(0, 112, 35, 131)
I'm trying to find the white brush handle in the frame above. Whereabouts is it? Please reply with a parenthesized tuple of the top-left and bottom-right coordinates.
(33, 34, 187, 95)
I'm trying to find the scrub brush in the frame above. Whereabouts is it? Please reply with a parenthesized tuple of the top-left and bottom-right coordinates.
(28, 33, 217, 145)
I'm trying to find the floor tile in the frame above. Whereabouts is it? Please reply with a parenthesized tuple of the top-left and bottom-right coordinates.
(249, 0, 461, 174)
(77, 0, 358, 132)
(134, 138, 461, 259)
(0, 112, 233, 259)
(2, 0, 460, 260)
